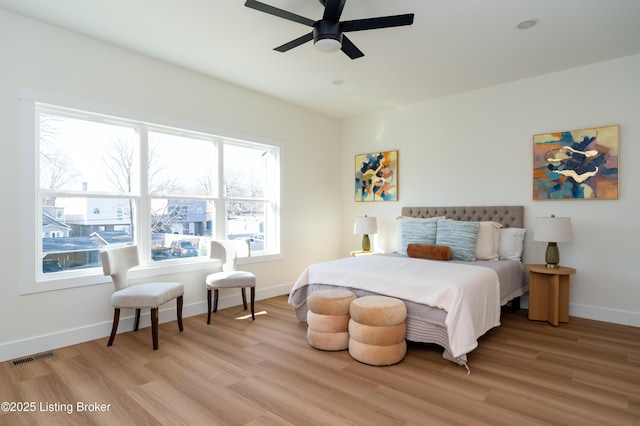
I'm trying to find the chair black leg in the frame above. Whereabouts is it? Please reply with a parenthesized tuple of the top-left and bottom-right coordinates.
(177, 295, 184, 332)
(250, 287, 255, 320)
(207, 289, 212, 324)
(151, 308, 159, 350)
(107, 308, 120, 347)
(241, 287, 248, 310)
(213, 289, 219, 312)
(134, 308, 141, 331)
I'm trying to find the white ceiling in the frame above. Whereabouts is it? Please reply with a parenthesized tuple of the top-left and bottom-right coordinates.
(2, 0, 640, 119)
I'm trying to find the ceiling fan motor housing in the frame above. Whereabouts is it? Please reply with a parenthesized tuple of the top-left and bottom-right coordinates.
(313, 20, 342, 44)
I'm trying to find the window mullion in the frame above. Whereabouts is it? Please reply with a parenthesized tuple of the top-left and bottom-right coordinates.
(216, 141, 226, 240)
(137, 126, 151, 263)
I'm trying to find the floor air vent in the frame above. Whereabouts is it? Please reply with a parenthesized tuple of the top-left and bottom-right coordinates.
(9, 351, 56, 367)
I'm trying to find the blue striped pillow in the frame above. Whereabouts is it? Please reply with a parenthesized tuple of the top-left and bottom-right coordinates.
(435, 220, 480, 261)
(397, 218, 438, 256)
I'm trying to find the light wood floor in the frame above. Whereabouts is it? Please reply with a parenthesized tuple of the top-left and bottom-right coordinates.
(1, 295, 639, 426)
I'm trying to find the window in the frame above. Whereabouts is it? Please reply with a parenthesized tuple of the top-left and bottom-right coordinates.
(22, 101, 281, 293)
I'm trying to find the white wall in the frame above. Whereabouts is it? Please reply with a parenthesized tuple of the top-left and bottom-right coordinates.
(341, 54, 640, 327)
(2, 8, 638, 362)
(0, 10, 343, 360)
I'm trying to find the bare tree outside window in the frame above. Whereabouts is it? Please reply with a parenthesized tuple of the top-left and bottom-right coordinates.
(34, 103, 279, 282)
(39, 114, 79, 204)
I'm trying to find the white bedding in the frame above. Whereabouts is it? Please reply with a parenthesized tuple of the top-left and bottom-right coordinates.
(289, 255, 501, 359)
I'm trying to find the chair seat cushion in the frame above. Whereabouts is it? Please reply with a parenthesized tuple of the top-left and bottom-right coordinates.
(206, 271, 256, 289)
(112, 282, 184, 309)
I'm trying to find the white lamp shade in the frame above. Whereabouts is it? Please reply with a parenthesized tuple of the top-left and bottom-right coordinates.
(354, 216, 377, 235)
(533, 216, 572, 243)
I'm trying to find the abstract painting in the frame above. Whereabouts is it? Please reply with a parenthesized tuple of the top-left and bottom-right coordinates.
(355, 150, 398, 202)
(533, 125, 619, 200)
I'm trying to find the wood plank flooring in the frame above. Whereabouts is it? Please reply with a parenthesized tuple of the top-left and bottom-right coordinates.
(1, 295, 639, 425)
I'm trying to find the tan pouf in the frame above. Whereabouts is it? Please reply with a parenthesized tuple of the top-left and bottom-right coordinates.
(350, 295, 407, 326)
(307, 328, 350, 351)
(306, 289, 356, 351)
(349, 296, 407, 365)
(348, 319, 405, 346)
(348, 338, 407, 366)
(307, 312, 350, 333)
(308, 289, 356, 315)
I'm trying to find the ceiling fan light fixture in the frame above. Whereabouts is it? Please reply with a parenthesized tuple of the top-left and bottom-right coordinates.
(313, 20, 342, 53)
(315, 37, 341, 53)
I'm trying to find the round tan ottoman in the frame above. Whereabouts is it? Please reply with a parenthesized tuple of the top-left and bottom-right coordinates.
(306, 289, 356, 351)
(349, 296, 407, 365)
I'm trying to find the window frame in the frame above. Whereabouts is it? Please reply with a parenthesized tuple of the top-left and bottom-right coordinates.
(19, 95, 282, 295)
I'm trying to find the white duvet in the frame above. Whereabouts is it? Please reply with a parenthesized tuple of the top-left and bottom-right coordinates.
(289, 255, 501, 358)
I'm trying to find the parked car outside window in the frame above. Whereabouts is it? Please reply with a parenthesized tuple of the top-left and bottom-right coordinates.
(170, 240, 198, 257)
(43, 259, 63, 273)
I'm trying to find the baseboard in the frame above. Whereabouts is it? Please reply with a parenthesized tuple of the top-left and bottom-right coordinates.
(569, 303, 640, 327)
(5, 286, 635, 363)
(518, 295, 639, 327)
(0, 283, 293, 363)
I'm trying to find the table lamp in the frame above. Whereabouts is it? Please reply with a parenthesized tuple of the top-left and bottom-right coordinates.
(533, 215, 572, 268)
(354, 215, 377, 252)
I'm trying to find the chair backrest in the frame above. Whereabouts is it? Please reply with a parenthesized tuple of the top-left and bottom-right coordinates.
(101, 244, 140, 291)
(210, 240, 251, 272)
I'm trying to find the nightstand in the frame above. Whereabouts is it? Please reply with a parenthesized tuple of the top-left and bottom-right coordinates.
(350, 250, 379, 257)
(525, 264, 576, 326)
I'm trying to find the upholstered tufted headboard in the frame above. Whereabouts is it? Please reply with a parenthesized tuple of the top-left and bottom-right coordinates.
(401, 205, 524, 228)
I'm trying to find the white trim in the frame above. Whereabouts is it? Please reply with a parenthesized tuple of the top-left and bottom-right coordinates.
(18, 89, 284, 295)
(4, 286, 637, 362)
(2, 283, 293, 362)
(519, 296, 639, 327)
(569, 303, 640, 327)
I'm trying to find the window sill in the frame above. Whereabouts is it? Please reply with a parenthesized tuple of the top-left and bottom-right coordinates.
(19, 251, 282, 295)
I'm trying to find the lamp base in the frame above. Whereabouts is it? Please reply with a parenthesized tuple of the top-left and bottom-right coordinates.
(361, 234, 370, 252)
(545, 242, 560, 268)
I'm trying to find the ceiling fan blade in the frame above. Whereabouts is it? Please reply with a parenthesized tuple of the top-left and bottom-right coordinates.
(322, 0, 346, 22)
(341, 14, 414, 32)
(245, 0, 315, 27)
(341, 35, 364, 59)
(274, 32, 314, 52)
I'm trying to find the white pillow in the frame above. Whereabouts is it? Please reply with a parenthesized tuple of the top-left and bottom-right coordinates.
(475, 221, 502, 261)
(499, 228, 526, 260)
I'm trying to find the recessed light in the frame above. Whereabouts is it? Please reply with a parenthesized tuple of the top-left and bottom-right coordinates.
(332, 79, 344, 86)
(517, 19, 538, 30)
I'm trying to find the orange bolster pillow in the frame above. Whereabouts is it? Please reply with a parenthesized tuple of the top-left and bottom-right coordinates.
(406, 244, 451, 261)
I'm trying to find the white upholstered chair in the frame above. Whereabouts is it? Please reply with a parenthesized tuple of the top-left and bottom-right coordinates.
(206, 240, 256, 324)
(101, 245, 184, 350)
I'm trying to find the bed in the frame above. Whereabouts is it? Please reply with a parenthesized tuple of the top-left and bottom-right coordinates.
(288, 205, 528, 369)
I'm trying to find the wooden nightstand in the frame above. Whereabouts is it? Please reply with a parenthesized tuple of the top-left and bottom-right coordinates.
(350, 250, 379, 257)
(525, 264, 576, 326)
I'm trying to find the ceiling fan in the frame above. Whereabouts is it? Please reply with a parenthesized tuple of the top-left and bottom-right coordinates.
(244, 0, 415, 59)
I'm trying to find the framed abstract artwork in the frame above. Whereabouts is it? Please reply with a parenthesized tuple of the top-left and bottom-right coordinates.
(533, 125, 619, 200)
(355, 150, 398, 202)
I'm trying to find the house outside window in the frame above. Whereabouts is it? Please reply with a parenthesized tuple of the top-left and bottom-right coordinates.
(22, 101, 281, 293)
